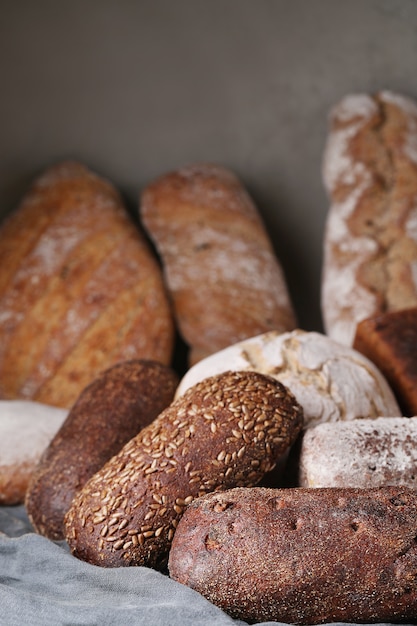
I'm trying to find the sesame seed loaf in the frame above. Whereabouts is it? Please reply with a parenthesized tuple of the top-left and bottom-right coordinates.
(299, 416, 417, 489)
(140, 163, 297, 366)
(0, 400, 68, 505)
(25, 360, 178, 540)
(0, 161, 175, 408)
(321, 91, 417, 347)
(64, 370, 303, 569)
(168, 485, 417, 624)
(353, 307, 417, 416)
(175, 329, 400, 429)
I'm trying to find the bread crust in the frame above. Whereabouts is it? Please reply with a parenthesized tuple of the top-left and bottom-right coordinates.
(169, 485, 417, 624)
(0, 161, 175, 407)
(25, 360, 178, 540)
(321, 91, 417, 346)
(140, 163, 296, 365)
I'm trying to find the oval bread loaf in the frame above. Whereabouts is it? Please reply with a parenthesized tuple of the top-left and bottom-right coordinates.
(25, 360, 178, 540)
(169, 485, 417, 625)
(0, 161, 175, 408)
(321, 91, 417, 346)
(64, 370, 303, 569)
(175, 329, 400, 428)
(140, 163, 297, 366)
(0, 400, 68, 505)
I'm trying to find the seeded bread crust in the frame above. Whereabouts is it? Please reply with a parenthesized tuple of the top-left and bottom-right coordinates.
(169, 485, 417, 625)
(353, 307, 417, 416)
(0, 161, 175, 408)
(25, 360, 178, 540)
(321, 91, 417, 346)
(64, 370, 303, 569)
(140, 163, 297, 366)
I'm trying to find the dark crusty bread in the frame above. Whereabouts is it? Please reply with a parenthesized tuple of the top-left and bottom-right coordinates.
(169, 485, 417, 625)
(353, 307, 417, 416)
(64, 370, 303, 569)
(25, 360, 178, 540)
(140, 163, 297, 365)
(0, 161, 175, 408)
(321, 91, 417, 347)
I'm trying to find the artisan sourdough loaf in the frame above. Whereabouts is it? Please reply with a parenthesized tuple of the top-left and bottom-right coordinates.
(299, 416, 417, 488)
(321, 91, 417, 346)
(353, 307, 417, 416)
(0, 161, 174, 408)
(64, 370, 303, 569)
(25, 360, 178, 540)
(169, 485, 417, 624)
(0, 400, 68, 505)
(175, 329, 400, 428)
(140, 163, 296, 365)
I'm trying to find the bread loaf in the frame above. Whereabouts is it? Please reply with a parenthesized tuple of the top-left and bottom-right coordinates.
(0, 400, 68, 505)
(140, 163, 296, 365)
(299, 416, 417, 488)
(25, 360, 178, 540)
(0, 161, 175, 408)
(64, 370, 303, 569)
(169, 485, 417, 624)
(321, 91, 417, 346)
(175, 329, 400, 428)
(353, 307, 417, 416)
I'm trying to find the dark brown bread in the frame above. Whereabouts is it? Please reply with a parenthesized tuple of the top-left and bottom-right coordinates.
(169, 485, 417, 625)
(0, 161, 175, 408)
(25, 360, 178, 540)
(140, 163, 297, 366)
(353, 307, 417, 416)
(64, 370, 303, 569)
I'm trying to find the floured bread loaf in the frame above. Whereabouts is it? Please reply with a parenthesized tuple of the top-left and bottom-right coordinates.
(140, 163, 296, 365)
(0, 400, 68, 505)
(175, 329, 400, 428)
(353, 307, 417, 416)
(169, 486, 417, 624)
(0, 161, 174, 408)
(321, 91, 417, 346)
(299, 417, 417, 488)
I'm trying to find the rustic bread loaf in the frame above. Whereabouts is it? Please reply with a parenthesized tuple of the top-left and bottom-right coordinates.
(64, 370, 303, 569)
(169, 485, 417, 624)
(0, 161, 175, 408)
(25, 360, 178, 540)
(321, 91, 417, 346)
(353, 307, 417, 416)
(140, 163, 297, 366)
(299, 416, 417, 488)
(0, 400, 68, 505)
(175, 329, 400, 428)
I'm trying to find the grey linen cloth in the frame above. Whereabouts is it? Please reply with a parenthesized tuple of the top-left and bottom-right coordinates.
(0, 506, 409, 626)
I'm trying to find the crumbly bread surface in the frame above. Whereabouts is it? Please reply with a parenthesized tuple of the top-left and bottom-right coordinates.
(169, 485, 417, 624)
(64, 371, 303, 569)
(176, 329, 400, 428)
(354, 307, 417, 416)
(0, 400, 68, 505)
(25, 360, 178, 540)
(299, 416, 417, 488)
(0, 161, 174, 408)
(140, 163, 296, 365)
(321, 91, 417, 346)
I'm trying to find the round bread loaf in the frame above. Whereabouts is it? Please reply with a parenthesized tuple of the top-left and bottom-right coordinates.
(0, 400, 68, 505)
(25, 360, 178, 540)
(64, 370, 303, 569)
(169, 485, 417, 624)
(0, 161, 175, 408)
(299, 416, 417, 489)
(175, 329, 400, 428)
(140, 163, 296, 366)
